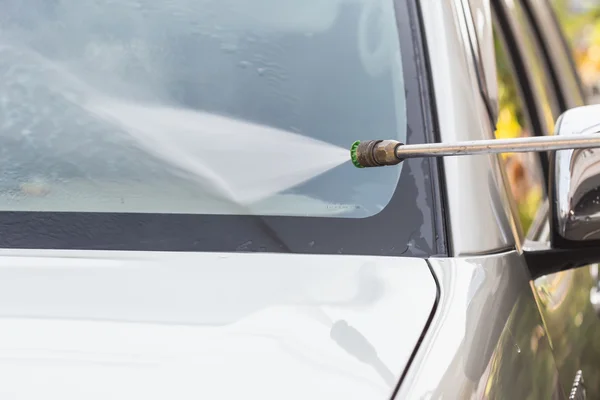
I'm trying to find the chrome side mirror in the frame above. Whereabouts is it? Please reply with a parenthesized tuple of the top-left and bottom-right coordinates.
(551, 105, 600, 245)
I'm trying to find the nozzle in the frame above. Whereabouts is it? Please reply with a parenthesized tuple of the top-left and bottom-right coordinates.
(350, 140, 403, 168)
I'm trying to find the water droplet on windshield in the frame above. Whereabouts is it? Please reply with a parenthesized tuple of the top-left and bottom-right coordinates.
(257, 67, 266, 76)
(238, 61, 251, 69)
(308, 241, 315, 247)
(220, 43, 238, 53)
(236, 240, 253, 251)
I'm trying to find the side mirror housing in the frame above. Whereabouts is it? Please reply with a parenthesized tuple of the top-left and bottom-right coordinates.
(526, 105, 600, 278)
(551, 104, 600, 246)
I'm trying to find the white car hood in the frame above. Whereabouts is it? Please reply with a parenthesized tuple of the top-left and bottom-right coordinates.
(0, 250, 437, 400)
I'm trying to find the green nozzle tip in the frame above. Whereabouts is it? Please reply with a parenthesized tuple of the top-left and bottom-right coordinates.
(350, 141, 364, 168)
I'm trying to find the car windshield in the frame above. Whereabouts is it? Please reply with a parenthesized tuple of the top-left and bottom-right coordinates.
(0, 0, 441, 257)
(1, 0, 407, 218)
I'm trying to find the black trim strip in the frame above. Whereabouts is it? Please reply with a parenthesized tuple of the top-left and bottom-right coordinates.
(405, 0, 449, 257)
(391, 257, 441, 399)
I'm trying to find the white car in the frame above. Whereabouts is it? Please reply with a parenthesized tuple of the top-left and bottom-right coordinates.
(0, 0, 597, 399)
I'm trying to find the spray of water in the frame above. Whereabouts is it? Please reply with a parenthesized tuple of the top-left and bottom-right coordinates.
(83, 97, 350, 205)
(1, 42, 350, 206)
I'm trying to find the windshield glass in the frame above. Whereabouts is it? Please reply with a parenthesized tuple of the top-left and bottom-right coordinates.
(0, 0, 407, 218)
(0, 0, 442, 258)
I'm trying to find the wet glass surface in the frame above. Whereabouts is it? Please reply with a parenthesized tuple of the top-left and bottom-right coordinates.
(0, 0, 408, 218)
(0, 0, 440, 256)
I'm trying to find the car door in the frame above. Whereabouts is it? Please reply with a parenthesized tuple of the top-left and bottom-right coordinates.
(496, 0, 600, 397)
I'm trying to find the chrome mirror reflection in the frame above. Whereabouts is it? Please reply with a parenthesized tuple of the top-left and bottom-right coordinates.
(552, 105, 600, 243)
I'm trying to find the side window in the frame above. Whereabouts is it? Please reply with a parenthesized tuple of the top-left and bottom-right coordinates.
(551, 1, 600, 101)
(493, 26, 545, 234)
(509, 4, 562, 134)
(492, 0, 567, 237)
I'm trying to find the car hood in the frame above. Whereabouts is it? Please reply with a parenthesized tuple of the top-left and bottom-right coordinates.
(0, 250, 437, 399)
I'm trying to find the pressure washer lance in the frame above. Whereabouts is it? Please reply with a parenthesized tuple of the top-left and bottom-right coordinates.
(350, 134, 600, 168)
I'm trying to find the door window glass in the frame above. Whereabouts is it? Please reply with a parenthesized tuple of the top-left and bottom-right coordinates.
(493, 26, 545, 234)
(551, 1, 600, 102)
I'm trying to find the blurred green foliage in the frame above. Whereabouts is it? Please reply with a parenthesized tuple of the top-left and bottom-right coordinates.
(553, 0, 600, 89)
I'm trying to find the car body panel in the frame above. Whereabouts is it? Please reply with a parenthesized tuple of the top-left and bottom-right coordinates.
(0, 249, 437, 400)
(533, 264, 600, 398)
(396, 252, 564, 399)
(420, 0, 520, 255)
(409, 1, 568, 398)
